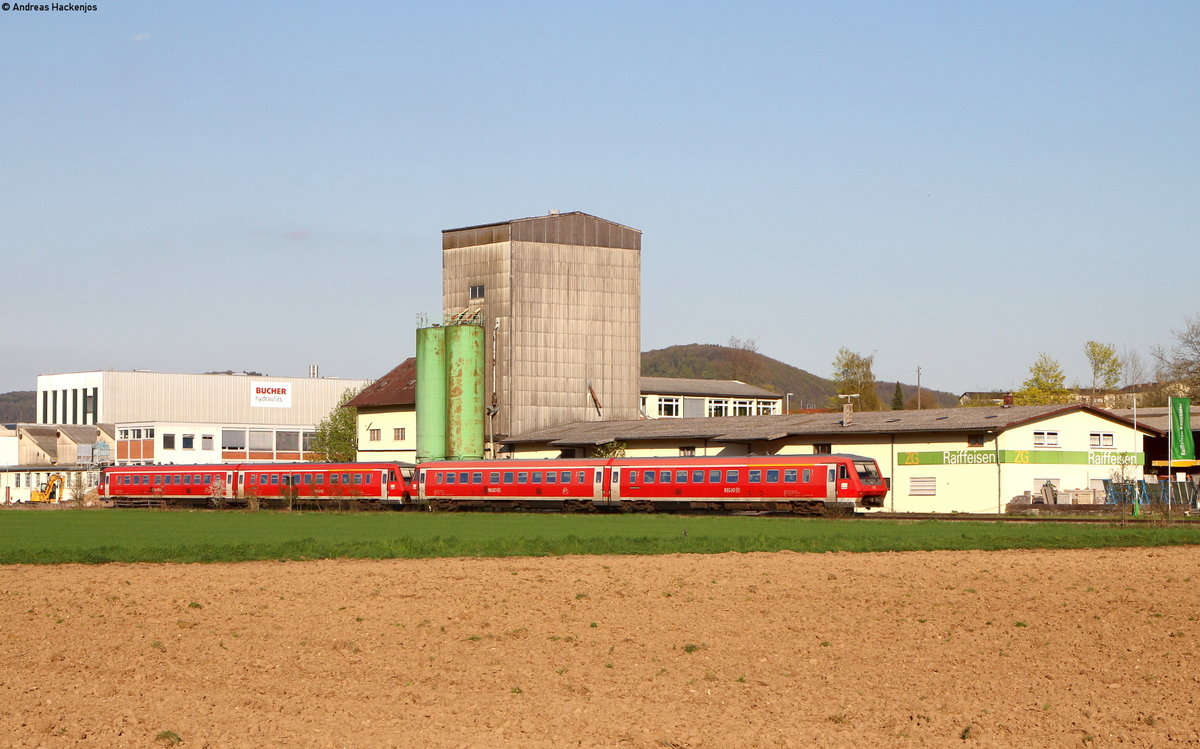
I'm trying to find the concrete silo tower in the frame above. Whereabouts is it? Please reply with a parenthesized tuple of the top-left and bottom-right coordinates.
(442, 211, 641, 441)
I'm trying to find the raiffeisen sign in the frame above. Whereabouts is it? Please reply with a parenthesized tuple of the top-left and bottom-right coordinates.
(251, 382, 292, 408)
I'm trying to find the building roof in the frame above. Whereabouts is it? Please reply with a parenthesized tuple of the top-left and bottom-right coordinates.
(442, 211, 641, 251)
(1108, 406, 1200, 433)
(19, 425, 59, 458)
(344, 359, 417, 409)
(56, 425, 108, 445)
(503, 404, 1161, 447)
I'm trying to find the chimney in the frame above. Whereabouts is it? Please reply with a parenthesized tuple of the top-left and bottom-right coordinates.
(842, 402, 853, 426)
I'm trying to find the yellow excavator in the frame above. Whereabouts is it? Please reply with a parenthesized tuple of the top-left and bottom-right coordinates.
(31, 474, 65, 503)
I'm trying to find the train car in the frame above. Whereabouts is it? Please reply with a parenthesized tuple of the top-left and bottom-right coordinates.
(416, 454, 887, 514)
(99, 462, 412, 504)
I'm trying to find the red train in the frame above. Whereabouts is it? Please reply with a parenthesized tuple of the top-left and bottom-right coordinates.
(416, 454, 887, 514)
(98, 462, 409, 503)
(99, 453, 887, 514)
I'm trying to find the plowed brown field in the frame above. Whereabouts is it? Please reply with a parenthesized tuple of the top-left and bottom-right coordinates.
(2, 547, 1198, 747)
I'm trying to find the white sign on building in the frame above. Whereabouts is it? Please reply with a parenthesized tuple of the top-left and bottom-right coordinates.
(251, 382, 292, 408)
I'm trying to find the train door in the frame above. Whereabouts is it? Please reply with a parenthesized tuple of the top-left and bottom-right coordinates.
(379, 470, 387, 500)
(826, 467, 837, 502)
(593, 468, 605, 503)
(610, 467, 622, 503)
(225, 471, 234, 499)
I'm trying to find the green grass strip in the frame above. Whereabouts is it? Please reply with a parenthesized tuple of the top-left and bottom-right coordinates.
(0, 510, 1198, 565)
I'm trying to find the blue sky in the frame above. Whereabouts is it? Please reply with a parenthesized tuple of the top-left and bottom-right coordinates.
(2, 1, 1197, 396)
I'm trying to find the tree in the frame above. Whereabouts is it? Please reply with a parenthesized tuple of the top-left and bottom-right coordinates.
(590, 440, 626, 458)
(1084, 341, 1121, 397)
(828, 348, 883, 411)
(1012, 353, 1072, 405)
(891, 382, 904, 410)
(725, 336, 765, 388)
(309, 386, 363, 463)
(1155, 314, 1200, 397)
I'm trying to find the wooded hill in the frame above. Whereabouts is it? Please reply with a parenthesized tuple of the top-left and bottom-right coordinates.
(0, 391, 36, 423)
(641, 344, 957, 410)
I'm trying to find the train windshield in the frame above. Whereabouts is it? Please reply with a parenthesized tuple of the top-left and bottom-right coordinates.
(854, 461, 883, 485)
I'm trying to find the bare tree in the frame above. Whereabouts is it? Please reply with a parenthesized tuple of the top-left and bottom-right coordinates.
(726, 336, 765, 387)
(1156, 314, 1200, 396)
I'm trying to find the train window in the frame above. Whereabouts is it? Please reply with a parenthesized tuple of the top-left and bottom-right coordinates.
(503, 472, 514, 483)
(248, 475, 256, 485)
(458, 472, 469, 484)
(193, 474, 202, 484)
(153, 475, 161, 485)
(184, 475, 192, 485)
(489, 472, 500, 483)
(784, 469, 798, 482)
(282, 476, 291, 486)
(726, 469, 738, 482)
(644, 470, 655, 484)
(748, 470, 761, 483)
(517, 472, 528, 484)
(446, 473, 457, 484)
(532, 472, 542, 484)
(577, 471, 586, 484)
(303, 474, 313, 485)
(342, 473, 351, 484)
(388, 469, 397, 482)
(546, 471, 557, 484)
(270, 475, 279, 485)
(557, 471, 569, 484)
(839, 465, 849, 480)
(351, 474, 360, 484)
(331, 474, 340, 485)
(854, 461, 883, 485)
(627, 470, 637, 483)
(364, 474, 373, 484)
(316, 475, 324, 485)
(204, 475, 213, 484)
(132, 476, 140, 485)
(803, 469, 811, 482)
(659, 470, 671, 483)
(676, 470, 687, 483)
(709, 469, 722, 483)
(468, 472, 480, 484)
(766, 470, 780, 483)
(291, 474, 300, 485)
(692, 470, 704, 483)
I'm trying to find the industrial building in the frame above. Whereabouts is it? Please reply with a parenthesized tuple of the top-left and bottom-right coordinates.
(441, 212, 642, 439)
(34, 371, 372, 465)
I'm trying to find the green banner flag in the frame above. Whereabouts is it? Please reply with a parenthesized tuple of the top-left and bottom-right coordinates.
(1170, 397, 1195, 461)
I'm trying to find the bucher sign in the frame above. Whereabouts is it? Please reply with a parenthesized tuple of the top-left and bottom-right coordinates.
(251, 381, 292, 408)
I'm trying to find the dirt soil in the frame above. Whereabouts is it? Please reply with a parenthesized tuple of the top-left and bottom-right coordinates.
(2, 548, 1198, 748)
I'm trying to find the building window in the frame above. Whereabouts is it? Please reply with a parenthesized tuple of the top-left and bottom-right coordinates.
(277, 431, 299, 451)
(813, 443, 832, 454)
(393, 427, 406, 441)
(1089, 432, 1114, 448)
(369, 429, 381, 442)
(14, 474, 20, 488)
(469, 284, 485, 300)
(182, 434, 195, 449)
(679, 446, 696, 457)
(131, 428, 142, 439)
(757, 400, 777, 415)
(302, 432, 316, 452)
(909, 477, 936, 496)
(249, 431, 273, 451)
(1033, 431, 1059, 447)
(732, 400, 754, 416)
(162, 434, 175, 450)
(201, 434, 214, 450)
(146, 427, 154, 438)
(658, 397, 680, 418)
(967, 433, 986, 447)
(706, 399, 730, 417)
(119, 429, 130, 440)
(222, 430, 246, 451)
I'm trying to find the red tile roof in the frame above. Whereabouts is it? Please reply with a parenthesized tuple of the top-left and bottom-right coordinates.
(343, 358, 416, 408)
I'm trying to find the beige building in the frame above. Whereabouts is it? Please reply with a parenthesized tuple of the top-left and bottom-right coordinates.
(347, 359, 417, 463)
(500, 404, 1158, 513)
(640, 376, 781, 418)
(442, 212, 641, 438)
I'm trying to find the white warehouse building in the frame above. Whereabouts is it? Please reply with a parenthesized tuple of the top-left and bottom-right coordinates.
(35, 371, 373, 465)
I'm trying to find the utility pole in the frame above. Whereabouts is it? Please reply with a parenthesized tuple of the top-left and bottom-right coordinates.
(786, 393, 793, 414)
(916, 367, 922, 410)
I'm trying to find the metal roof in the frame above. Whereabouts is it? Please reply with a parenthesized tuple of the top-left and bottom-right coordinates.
(640, 376, 780, 399)
(1108, 406, 1200, 433)
(344, 359, 416, 409)
(502, 404, 1162, 447)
